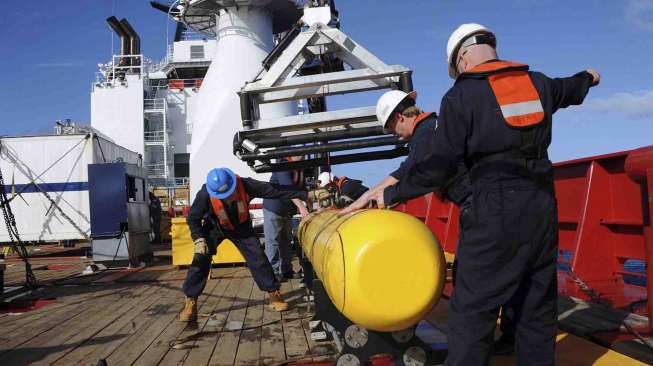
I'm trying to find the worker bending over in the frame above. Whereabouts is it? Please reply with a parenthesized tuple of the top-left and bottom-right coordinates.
(342, 90, 438, 209)
(317, 172, 369, 207)
(344, 23, 599, 366)
(180, 167, 309, 322)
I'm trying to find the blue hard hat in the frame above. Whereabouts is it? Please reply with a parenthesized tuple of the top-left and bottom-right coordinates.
(206, 168, 237, 199)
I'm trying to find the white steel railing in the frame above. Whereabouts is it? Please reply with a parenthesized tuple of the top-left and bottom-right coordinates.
(144, 98, 166, 110)
(149, 45, 173, 74)
(93, 54, 145, 90)
(147, 163, 168, 178)
(144, 131, 166, 143)
(169, 177, 189, 187)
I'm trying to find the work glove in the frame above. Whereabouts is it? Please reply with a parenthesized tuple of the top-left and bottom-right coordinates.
(194, 238, 209, 255)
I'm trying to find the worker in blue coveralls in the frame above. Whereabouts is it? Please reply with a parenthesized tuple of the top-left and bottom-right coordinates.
(343, 23, 599, 366)
(179, 167, 311, 322)
(263, 156, 309, 283)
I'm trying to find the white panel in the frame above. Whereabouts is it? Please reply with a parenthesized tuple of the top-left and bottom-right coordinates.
(0, 135, 93, 242)
(0, 135, 141, 242)
(93, 136, 142, 166)
(166, 89, 192, 155)
(1, 135, 91, 184)
(172, 39, 217, 63)
(3, 191, 90, 242)
(91, 74, 145, 155)
(189, 6, 295, 196)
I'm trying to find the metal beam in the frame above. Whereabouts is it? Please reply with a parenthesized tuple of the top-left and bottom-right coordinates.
(322, 27, 388, 71)
(243, 66, 407, 94)
(256, 30, 319, 87)
(239, 136, 403, 161)
(251, 147, 409, 173)
(257, 78, 393, 104)
(252, 126, 385, 148)
(243, 106, 377, 136)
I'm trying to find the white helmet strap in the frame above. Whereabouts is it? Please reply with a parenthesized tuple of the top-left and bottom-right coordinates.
(453, 32, 497, 68)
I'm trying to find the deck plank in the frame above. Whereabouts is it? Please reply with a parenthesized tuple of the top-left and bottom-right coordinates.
(0, 284, 130, 352)
(234, 285, 265, 365)
(0, 283, 148, 365)
(63, 273, 183, 364)
(0, 257, 340, 365)
(289, 277, 338, 359)
(30, 283, 161, 366)
(281, 280, 310, 358)
(259, 285, 285, 364)
(105, 271, 220, 366)
(156, 271, 233, 366)
(208, 276, 255, 366)
(182, 268, 243, 366)
(0, 279, 131, 334)
(50, 281, 169, 365)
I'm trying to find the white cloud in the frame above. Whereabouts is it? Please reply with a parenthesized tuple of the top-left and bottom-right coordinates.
(586, 90, 653, 119)
(626, 0, 653, 31)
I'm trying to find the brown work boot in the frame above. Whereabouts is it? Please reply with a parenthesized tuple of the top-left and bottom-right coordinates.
(268, 290, 289, 312)
(178, 296, 198, 322)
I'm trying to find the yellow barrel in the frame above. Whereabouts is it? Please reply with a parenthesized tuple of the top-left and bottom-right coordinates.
(298, 209, 446, 332)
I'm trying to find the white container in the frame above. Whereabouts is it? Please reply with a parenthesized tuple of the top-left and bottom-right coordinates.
(0, 133, 141, 243)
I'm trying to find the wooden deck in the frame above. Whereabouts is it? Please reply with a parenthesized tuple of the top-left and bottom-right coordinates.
(2, 244, 92, 290)
(0, 257, 337, 366)
(3, 245, 652, 365)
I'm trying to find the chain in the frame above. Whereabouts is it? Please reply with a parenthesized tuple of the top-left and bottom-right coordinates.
(0, 145, 38, 288)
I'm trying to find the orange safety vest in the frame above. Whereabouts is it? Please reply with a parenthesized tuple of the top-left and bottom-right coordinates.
(335, 176, 347, 192)
(209, 176, 250, 231)
(408, 112, 434, 136)
(413, 112, 433, 128)
(467, 61, 544, 128)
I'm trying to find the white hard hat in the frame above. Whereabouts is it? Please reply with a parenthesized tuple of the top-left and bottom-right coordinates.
(446, 23, 495, 79)
(317, 172, 332, 187)
(375, 90, 417, 130)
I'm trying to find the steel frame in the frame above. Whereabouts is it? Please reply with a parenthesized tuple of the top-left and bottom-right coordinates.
(234, 22, 414, 172)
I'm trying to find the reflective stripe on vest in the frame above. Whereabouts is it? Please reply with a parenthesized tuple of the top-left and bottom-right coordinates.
(209, 176, 250, 231)
(468, 61, 544, 128)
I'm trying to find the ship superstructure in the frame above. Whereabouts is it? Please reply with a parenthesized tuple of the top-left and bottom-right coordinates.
(91, 18, 216, 194)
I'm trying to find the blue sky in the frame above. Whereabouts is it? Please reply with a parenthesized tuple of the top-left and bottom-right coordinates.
(1, 0, 652, 185)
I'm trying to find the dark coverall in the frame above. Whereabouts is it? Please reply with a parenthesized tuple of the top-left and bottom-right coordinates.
(389, 113, 439, 182)
(335, 176, 369, 203)
(183, 179, 307, 297)
(444, 166, 515, 352)
(384, 64, 594, 365)
(148, 192, 162, 244)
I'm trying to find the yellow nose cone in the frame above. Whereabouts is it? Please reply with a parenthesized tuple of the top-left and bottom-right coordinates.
(298, 209, 446, 332)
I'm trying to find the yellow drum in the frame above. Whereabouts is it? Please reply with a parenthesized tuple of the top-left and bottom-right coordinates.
(298, 209, 446, 332)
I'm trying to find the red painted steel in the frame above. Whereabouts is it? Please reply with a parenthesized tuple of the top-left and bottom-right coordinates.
(395, 194, 461, 255)
(395, 146, 653, 327)
(168, 79, 184, 89)
(0, 298, 56, 314)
